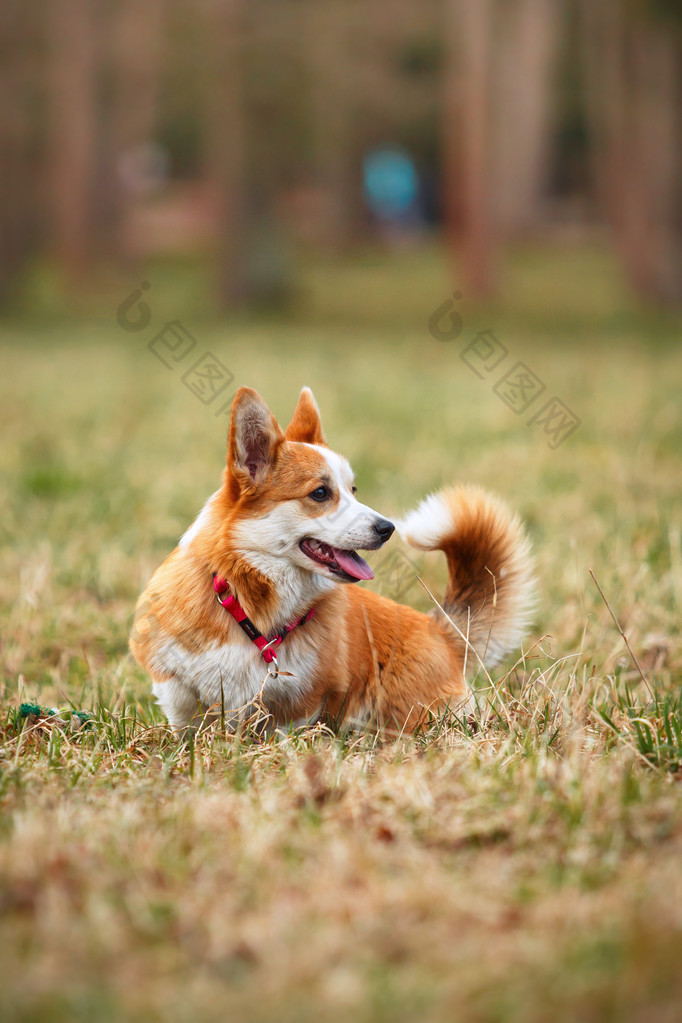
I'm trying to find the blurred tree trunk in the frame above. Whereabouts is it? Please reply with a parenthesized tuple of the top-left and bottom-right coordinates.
(205, 0, 298, 309)
(0, 3, 40, 307)
(204, 0, 252, 306)
(47, 0, 98, 280)
(495, 0, 560, 235)
(443, 0, 561, 293)
(307, 0, 360, 252)
(582, 0, 682, 303)
(99, 0, 165, 263)
(443, 0, 497, 298)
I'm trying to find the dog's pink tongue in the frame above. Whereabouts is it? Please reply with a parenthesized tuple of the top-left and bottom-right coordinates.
(332, 547, 374, 581)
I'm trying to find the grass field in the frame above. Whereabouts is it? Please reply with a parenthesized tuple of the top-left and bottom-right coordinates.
(1, 243, 682, 1022)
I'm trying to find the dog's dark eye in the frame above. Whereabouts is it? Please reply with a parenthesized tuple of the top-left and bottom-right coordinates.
(352, 486, 357, 494)
(309, 486, 331, 502)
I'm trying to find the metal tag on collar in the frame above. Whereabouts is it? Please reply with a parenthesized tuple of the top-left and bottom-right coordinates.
(261, 636, 280, 678)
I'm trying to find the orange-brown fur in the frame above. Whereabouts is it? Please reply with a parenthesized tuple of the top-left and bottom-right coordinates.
(130, 387, 534, 733)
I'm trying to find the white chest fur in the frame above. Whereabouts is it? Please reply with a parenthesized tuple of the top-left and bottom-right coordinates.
(150, 622, 322, 731)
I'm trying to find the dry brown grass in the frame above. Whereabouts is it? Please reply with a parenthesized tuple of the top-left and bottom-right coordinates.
(1, 245, 681, 1021)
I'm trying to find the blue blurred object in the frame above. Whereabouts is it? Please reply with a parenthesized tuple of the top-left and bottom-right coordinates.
(363, 148, 420, 222)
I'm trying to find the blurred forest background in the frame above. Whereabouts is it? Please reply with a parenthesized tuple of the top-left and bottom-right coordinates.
(1, 0, 681, 312)
(2, 8, 682, 1020)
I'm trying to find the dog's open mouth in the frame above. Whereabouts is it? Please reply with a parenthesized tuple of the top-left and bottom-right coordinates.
(299, 538, 374, 581)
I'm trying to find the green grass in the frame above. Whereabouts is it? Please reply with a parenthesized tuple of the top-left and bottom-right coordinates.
(1, 241, 682, 1022)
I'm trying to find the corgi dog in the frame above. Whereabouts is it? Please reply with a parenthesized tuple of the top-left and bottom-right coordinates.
(130, 386, 534, 734)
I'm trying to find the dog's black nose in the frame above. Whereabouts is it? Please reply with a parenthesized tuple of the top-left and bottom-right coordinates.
(373, 518, 395, 541)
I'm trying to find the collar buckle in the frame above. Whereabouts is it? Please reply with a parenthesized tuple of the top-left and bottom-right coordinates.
(213, 573, 314, 674)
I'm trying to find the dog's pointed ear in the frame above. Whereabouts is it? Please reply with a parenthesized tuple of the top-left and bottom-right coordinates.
(226, 387, 285, 495)
(284, 387, 326, 445)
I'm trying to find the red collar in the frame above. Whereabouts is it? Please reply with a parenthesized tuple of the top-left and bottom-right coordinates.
(213, 575, 315, 665)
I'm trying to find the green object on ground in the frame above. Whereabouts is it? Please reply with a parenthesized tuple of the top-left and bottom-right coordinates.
(19, 702, 54, 718)
(17, 703, 92, 729)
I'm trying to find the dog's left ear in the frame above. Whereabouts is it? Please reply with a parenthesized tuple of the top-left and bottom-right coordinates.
(284, 387, 326, 445)
(227, 387, 285, 496)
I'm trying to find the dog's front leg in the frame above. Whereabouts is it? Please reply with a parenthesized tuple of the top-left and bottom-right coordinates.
(152, 678, 209, 735)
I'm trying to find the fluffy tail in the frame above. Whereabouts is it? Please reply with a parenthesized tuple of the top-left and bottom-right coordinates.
(398, 485, 535, 668)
